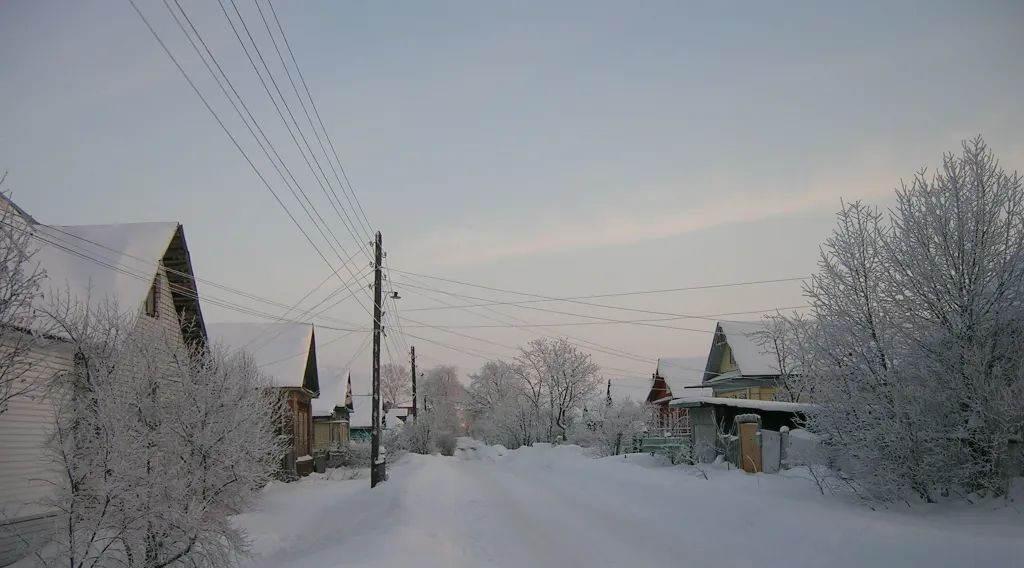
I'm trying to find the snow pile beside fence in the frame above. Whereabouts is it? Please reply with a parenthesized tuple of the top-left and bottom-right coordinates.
(783, 428, 823, 468)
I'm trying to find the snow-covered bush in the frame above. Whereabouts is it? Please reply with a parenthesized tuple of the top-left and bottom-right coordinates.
(0, 195, 48, 415)
(36, 304, 285, 567)
(333, 442, 372, 468)
(572, 399, 648, 457)
(802, 137, 1024, 502)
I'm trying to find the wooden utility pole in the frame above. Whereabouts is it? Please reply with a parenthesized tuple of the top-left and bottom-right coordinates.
(410, 346, 417, 419)
(370, 231, 385, 488)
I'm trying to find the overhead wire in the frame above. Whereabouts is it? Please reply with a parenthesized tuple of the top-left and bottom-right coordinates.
(14, 221, 365, 331)
(250, 0, 372, 246)
(264, 0, 375, 238)
(216, 0, 370, 257)
(128, 0, 375, 328)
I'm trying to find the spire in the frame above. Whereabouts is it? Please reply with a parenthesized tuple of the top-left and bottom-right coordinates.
(345, 373, 354, 412)
(606, 379, 612, 407)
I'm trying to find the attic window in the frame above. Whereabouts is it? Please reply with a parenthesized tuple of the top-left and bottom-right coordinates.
(145, 277, 158, 318)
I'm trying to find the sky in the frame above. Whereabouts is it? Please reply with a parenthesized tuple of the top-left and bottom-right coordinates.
(2, 1, 1023, 401)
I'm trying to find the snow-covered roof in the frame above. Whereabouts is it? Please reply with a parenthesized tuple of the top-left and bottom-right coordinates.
(348, 394, 374, 428)
(656, 356, 711, 396)
(206, 322, 318, 391)
(29, 222, 180, 328)
(669, 396, 815, 413)
(384, 407, 410, 427)
(715, 321, 779, 376)
(348, 400, 411, 429)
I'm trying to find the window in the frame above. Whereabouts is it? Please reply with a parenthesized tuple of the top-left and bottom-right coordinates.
(145, 277, 158, 317)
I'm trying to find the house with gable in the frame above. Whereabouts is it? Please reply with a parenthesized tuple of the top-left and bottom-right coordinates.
(0, 196, 207, 566)
(313, 374, 353, 456)
(644, 356, 709, 437)
(701, 321, 782, 400)
(206, 322, 320, 476)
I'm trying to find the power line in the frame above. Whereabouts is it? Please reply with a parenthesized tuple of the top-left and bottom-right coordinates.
(391, 279, 715, 333)
(39, 221, 370, 324)
(16, 221, 366, 331)
(168, 0, 359, 273)
(128, 0, 375, 324)
(216, 0, 370, 258)
(251, 0, 373, 245)
(257, 328, 363, 368)
(393, 268, 809, 320)
(264, 0, 374, 239)
(394, 275, 658, 365)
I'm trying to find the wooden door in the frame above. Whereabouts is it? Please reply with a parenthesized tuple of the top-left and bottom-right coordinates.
(739, 422, 762, 473)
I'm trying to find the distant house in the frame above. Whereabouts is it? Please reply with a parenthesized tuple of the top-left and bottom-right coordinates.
(644, 357, 709, 436)
(348, 399, 409, 444)
(0, 196, 207, 566)
(313, 373, 353, 456)
(312, 405, 350, 454)
(207, 322, 320, 476)
(700, 321, 781, 400)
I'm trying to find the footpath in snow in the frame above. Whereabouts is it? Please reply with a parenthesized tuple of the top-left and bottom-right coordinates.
(233, 439, 1024, 568)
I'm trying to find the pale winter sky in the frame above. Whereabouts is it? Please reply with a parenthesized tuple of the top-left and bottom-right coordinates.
(2, 1, 1023, 402)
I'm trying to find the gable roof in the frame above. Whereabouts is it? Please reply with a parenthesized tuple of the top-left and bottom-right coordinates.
(206, 322, 319, 393)
(703, 320, 780, 383)
(4, 194, 207, 345)
(348, 394, 376, 429)
(655, 356, 710, 396)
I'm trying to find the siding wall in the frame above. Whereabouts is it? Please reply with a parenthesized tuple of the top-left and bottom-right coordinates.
(0, 265, 183, 566)
(0, 338, 73, 518)
(713, 386, 778, 400)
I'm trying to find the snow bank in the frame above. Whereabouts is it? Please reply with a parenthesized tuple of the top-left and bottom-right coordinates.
(454, 437, 508, 461)
(784, 428, 823, 467)
(233, 442, 1024, 568)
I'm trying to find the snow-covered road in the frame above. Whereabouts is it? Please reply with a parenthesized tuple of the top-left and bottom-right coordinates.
(234, 441, 1023, 568)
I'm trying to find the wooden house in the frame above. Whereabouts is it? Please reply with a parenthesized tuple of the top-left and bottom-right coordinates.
(206, 322, 321, 476)
(700, 321, 781, 400)
(644, 357, 709, 437)
(0, 196, 207, 566)
(313, 401, 350, 454)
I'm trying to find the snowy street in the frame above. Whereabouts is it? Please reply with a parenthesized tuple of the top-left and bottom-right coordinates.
(233, 441, 1024, 568)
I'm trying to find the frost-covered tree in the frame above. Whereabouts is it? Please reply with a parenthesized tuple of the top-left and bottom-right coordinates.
(514, 338, 601, 442)
(466, 339, 602, 446)
(755, 312, 814, 402)
(401, 365, 465, 455)
(467, 360, 538, 448)
(804, 137, 1024, 501)
(573, 399, 648, 457)
(36, 304, 285, 567)
(0, 189, 47, 414)
(380, 362, 410, 408)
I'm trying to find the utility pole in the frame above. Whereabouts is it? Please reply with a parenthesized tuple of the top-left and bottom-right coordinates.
(370, 231, 385, 488)
(410, 346, 417, 419)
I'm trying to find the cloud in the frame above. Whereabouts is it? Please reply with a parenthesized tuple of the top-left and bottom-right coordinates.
(398, 172, 896, 270)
